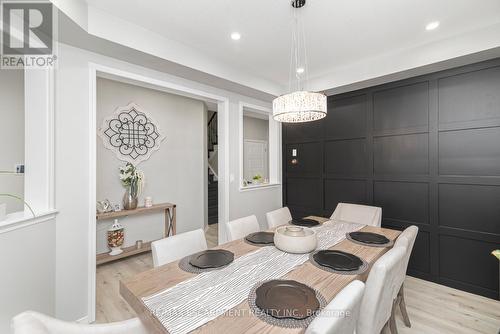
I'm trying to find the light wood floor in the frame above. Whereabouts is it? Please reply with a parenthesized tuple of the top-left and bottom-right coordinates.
(96, 224, 500, 333)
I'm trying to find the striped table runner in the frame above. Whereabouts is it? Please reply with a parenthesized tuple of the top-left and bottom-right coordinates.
(142, 220, 363, 334)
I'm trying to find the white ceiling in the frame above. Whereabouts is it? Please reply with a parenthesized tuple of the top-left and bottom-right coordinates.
(59, 0, 500, 96)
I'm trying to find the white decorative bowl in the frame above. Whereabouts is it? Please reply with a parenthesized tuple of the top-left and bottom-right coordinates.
(274, 226, 317, 254)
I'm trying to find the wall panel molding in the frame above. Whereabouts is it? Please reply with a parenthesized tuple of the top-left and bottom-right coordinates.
(283, 57, 500, 300)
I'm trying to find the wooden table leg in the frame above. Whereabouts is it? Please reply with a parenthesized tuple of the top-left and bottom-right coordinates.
(171, 205, 176, 235)
(164, 206, 177, 238)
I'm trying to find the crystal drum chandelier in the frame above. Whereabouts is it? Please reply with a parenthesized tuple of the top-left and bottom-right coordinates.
(273, 0, 327, 123)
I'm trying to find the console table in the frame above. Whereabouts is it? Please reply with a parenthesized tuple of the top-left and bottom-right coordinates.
(96, 202, 176, 265)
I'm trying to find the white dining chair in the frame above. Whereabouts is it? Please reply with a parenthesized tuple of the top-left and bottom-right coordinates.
(357, 246, 406, 334)
(305, 280, 365, 334)
(151, 229, 208, 268)
(225, 215, 260, 241)
(393, 225, 419, 328)
(266, 207, 292, 228)
(330, 203, 382, 227)
(12, 311, 149, 334)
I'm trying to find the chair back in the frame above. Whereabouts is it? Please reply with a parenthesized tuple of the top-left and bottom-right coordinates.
(305, 280, 365, 334)
(357, 246, 406, 334)
(11, 311, 148, 334)
(225, 215, 260, 241)
(266, 207, 292, 228)
(394, 225, 419, 286)
(330, 203, 382, 227)
(152, 229, 208, 267)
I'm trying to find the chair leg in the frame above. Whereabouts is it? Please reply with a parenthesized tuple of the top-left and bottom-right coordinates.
(382, 321, 391, 334)
(398, 284, 411, 328)
(389, 299, 399, 334)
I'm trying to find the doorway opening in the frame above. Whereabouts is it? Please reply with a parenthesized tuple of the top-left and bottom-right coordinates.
(89, 63, 229, 324)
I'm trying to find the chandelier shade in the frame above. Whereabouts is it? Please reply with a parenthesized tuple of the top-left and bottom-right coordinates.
(272, 0, 327, 123)
(273, 91, 327, 123)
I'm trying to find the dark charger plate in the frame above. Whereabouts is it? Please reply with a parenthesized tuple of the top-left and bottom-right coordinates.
(290, 218, 320, 227)
(189, 249, 234, 269)
(255, 280, 320, 320)
(313, 250, 363, 271)
(349, 231, 390, 244)
(245, 232, 274, 245)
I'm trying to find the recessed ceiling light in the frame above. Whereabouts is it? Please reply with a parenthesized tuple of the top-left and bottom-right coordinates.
(296, 67, 305, 74)
(425, 21, 440, 31)
(231, 32, 241, 40)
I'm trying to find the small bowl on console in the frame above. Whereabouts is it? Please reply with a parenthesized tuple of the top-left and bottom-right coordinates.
(274, 226, 317, 254)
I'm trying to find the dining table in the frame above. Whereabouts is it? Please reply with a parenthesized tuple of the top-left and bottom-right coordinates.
(120, 216, 401, 334)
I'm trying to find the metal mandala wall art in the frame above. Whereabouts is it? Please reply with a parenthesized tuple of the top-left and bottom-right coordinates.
(99, 103, 165, 164)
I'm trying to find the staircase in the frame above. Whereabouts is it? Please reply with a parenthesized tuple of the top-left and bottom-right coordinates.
(207, 112, 218, 225)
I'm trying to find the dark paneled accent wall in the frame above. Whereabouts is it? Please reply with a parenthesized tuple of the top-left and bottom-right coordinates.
(282, 59, 500, 299)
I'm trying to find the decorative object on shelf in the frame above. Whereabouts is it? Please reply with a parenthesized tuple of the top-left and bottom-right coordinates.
(252, 174, 263, 184)
(272, 0, 327, 123)
(0, 193, 36, 220)
(119, 163, 144, 210)
(96, 199, 114, 214)
(107, 219, 125, 256)
(136, 240, 143, 250)
(144, 196, 153, 208)
(98, 102, 165, 164)
(113, 204, 121, 212)
(274, 226, 317, 254)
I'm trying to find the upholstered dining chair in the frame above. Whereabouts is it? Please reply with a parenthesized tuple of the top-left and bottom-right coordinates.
(151, 228, 208, 268)
(305, 280, 365, 334)
(12, 311, 149, 334)
(225, 214, 260, 241)
(266, 207, 292, 228)
(393, 225, 419, 328)
(330, 203, 382, 227)
(357, 246, 406, 334)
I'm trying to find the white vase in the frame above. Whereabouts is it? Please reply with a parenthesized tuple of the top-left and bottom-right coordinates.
(107, 219, 124, 256)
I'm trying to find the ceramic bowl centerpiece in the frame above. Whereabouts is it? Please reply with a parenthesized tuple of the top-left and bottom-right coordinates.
(274, 226, 317, 254)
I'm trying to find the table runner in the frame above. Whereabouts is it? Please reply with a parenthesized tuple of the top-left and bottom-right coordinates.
(142, 220, 363, 334)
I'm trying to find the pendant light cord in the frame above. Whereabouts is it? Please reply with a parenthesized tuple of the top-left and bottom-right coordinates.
(288, 1, 309, 93)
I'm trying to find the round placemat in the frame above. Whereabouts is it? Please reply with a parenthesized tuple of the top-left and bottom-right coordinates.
(244, 238, 275, 247)
(346, 233, 394, 248)
(247, 280, 327, 329)
(178, 254, 231, 274)
(309, 251, 369, 275)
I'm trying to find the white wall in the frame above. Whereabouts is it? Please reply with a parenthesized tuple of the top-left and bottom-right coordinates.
(0, 70, 24, 213)
(96, 78, 206, 253)
(0, 219, 55, 334)
(54, 43, 281, 322)
(243, 116, 268, 142)
(243, 115, 269, 181)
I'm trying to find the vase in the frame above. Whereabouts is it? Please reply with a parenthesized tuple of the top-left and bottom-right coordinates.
(123, 181, 138, 210)
(107, 219, 124, 256)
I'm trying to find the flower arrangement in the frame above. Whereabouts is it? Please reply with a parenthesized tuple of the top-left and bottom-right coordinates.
(253, 174, 263, 182)
(119, 163, 144, 198)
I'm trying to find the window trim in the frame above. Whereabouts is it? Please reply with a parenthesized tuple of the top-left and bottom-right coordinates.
(238, 102, 282, 192)
(0, 68, 56, 230)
